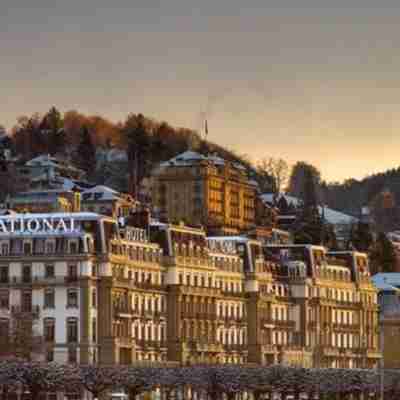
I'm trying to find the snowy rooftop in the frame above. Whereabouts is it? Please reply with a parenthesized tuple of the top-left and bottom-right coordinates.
(372, 273, 400, 292)
(387, 232, 400, 244)
(159, 151, 248, 172)
(0, 212, 104, 221)
(82, 185, 121, 201)
(160, 151, 206, 167)
(25, 155, 83, 173)
(260, 193, 357, 225)
(207, 236, 259, 244)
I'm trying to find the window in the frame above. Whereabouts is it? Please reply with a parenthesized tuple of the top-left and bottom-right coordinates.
(70, 242, 78, 254)
(1, 243, 9, 255)
(21, 291, 32, 312)
(92, 289, 97, 308)
(0, 319, 9, 347)
(67, 318, 78, 342)
(0, 291, 9, 309)
(67, 289, 78, 308)
(23, 242, 32, 255)
(44, 318, 55, 342)
(46, 350, 54, 362)
(92, 318, 97, 342)
(0, 266, 8, 283)
(22, 265, 31, 283)
(68, 264, 78, 280)
(45, 264, 55, 278)
(44, 290, 55, 309)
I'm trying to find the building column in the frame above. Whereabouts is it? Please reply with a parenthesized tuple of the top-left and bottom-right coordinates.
(98, 277, 118, 364)
(79, 277, 92, 364)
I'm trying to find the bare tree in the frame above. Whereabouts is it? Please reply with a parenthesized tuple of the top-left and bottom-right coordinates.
(0, 308, 43, 361)
(77, 365, 122, 400)
(257, 157, 290, 195)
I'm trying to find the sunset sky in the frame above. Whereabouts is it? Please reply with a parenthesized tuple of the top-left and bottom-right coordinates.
(2, 0, 400, 182)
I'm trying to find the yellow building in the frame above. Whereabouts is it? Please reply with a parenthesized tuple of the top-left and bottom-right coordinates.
(8, 190, 81, 213)
(152, 151, 258, 235)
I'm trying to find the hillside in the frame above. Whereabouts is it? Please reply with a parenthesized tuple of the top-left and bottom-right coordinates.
(321, 167, 400, 217)
(4, 108, 262, 193)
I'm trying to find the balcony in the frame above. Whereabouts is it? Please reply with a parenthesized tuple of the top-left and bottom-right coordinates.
(223, 344, 247, 353)
(187, 340, 224, 353)
(262, 344, 277, 354)
(220, 291, 245, 299)
(117, 337, 134, 347)
(114, 306, 134, 318)
(4, 276, 80, 287)
(11, 305, 40, 316)
(136, 340, 167, 349)
(322, 347, 339, 357)
(1, 251, 89, 259)
(216, 315, 246, 326)
(262, 319, 295, 330)
(274, 320, 296, 329)
(332, 323, 360, 332)
(180, 285, 221, 296)
(114, 308, 167, 321)
(354, 348, 382, 359)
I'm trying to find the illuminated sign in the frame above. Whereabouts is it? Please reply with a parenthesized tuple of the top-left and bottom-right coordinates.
(123, 227, 148, 242)
(0, 217, 77, 235)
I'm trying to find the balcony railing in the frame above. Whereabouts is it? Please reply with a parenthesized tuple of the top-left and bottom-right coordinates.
(2, 276, 80, 286)
(11, 305, 40, 315)
(114, 308, 167, 320)
(223, 344, 247, 352)
(332, 323, 360, 332)
(262, 319, 296, 329)
(135, 339, 167, 348)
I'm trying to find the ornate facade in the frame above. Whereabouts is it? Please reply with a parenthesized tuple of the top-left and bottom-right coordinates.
(0, 213, 380, 368)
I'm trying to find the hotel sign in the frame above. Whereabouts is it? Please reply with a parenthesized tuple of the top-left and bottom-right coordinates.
(0, 216, 77, 235)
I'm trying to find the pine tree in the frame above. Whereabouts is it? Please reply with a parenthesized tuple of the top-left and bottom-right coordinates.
(293, 168, 324, 245)
(370, 232, 397, 273)
(42, 107, 66, 155)
(347, 221, 374, 252)
(124, 114, 152, 198)
(75, 126, 96, 178)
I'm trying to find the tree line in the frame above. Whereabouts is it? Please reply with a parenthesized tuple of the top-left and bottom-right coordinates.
(0, 361, 396, 400)
(2, 108, 258, 195)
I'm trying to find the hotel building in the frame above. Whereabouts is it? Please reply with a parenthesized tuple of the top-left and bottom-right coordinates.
(151, 151, 258, 235)
(0, 213, 380, 368)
